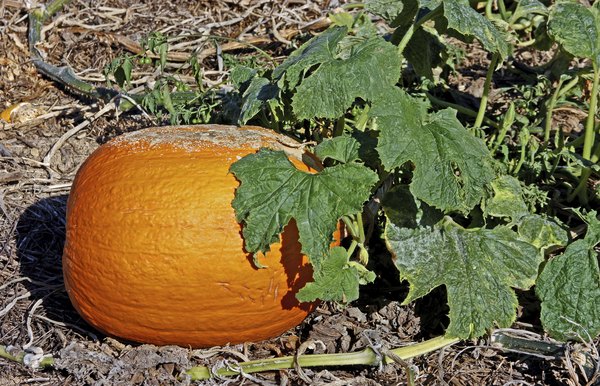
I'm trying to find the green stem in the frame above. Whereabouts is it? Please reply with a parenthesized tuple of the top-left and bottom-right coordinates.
(186, 336, 459, 380)
(341, 215, 360, 239)
(0, 345, 54, 369)
(474, 53, 500, 129)
(490, 102, 514, 154)
(512, 128, 530, 175)
(544, 77, 566, 144)
(425, 93, 499, 129)
(568, 65, 600, 203)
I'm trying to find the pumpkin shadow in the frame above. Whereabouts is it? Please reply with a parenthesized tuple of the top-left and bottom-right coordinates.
(278, 221, 315, 313)
(15, 195, 99, 340)
(240, 220, 314, 313)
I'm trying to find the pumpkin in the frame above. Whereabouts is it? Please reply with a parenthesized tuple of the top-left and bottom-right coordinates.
(63, 125, 334, 348)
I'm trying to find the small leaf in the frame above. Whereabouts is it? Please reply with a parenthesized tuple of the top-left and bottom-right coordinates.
(230, 149, 378, 269)
(296, 247, 375, 303)
(291, 35, 401, 119)
(385, 218, 542, 339)
(517, 214, 569, 251)
(314, 136, 361, 164)
(230, 66, 258, 89)
(537, 210, 600, 341)
(441, 0, 510, 59)
(382, 185, 443, 229)
(274, 26, 349, 91)
(239, 76, 279, 124)
(484, 175, 529, 221)
(548, 2, 600, 66)
(374, 88, 495, 213)
(365, 0, 418, 27)
(404, 27, 447, 80)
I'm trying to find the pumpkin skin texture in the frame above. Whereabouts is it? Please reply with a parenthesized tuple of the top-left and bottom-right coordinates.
(63, 125, 329, 348)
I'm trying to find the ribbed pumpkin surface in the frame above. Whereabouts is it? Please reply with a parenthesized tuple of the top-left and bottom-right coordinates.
(63, 125, 319, 347)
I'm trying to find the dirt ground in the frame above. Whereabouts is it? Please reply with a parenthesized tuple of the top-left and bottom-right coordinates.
(0, 1, 597, 385)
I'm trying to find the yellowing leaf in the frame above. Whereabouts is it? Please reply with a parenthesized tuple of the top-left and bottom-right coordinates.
(385, 217, 541, 339)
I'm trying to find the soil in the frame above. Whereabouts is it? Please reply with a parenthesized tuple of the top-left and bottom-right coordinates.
(0, 1, 597, 385)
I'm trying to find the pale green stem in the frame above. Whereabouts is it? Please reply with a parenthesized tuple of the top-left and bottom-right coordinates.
(0, 345, 54, 369)
(568, 65, 600, 203)
(544, 76, 580, 146)
(425, 93, 499, 129)
(490, 103, 514, 154)
(544, 77, 565, 144)
(474, 53, 500, 129)
(186, 336, 459, 380)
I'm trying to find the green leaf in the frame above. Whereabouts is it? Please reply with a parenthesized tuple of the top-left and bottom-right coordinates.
(512, 0, 547, 22)
(314, 136, 361, 164)
(385, 218, 542, 339)
(548, 2, 600, 66)
(373, 88, 495, 213)
(230, 65, 257, 89)
(517, 214, 569, 251)
(274, 26, 349, 91)
(230, 149, 378, 269)
(484, 175, 529, 221)
(365, 0, 406, 23)
(239, 76, 279, 124)
(382, 185, 443, 229)
(404, 27, 447, 80)
(296, 247, 375, 303)
(291, 35, 401, 119)
(365, 0, 418, 27)
(441, 0, 510, 59)
(537, 213, 600, 341)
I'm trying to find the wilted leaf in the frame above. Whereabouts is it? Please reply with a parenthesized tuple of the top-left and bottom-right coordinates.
(385, 217, 541, 338)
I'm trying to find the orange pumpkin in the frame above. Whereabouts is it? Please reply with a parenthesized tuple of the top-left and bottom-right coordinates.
(63, 125, 331, 347)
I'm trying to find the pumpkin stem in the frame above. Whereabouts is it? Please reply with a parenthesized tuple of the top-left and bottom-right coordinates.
(185, 335, 459, 380)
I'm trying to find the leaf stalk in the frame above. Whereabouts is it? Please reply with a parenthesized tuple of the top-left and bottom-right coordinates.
(474, 53, 499, 129)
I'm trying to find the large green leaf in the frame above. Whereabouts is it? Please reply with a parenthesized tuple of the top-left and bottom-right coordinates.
(537, 211, 600, 341)
(291, 35, 401, 119)
(385, 217, 541, 339)
(441, 0, 510, 59)
(230, 149, 378, 269)
(297, 246, 376, 303)
(373, 88, 495, 213)
(548, 2, 600, 66)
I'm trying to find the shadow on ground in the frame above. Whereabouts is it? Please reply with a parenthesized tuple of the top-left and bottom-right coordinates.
(16, 195, 100, 343)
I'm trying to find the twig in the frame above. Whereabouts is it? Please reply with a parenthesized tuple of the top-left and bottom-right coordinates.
(42, 102, 116, 166)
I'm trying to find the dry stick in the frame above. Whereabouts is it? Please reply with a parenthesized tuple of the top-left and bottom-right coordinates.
(42, 102, 116, 167)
